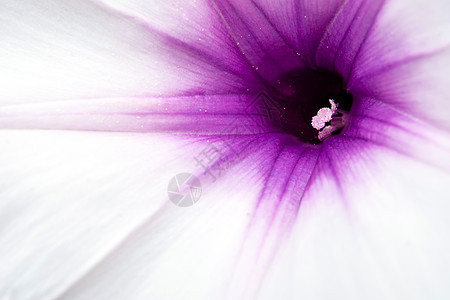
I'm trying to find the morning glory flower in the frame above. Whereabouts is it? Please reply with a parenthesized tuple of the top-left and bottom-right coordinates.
(1, 0, 450, 299)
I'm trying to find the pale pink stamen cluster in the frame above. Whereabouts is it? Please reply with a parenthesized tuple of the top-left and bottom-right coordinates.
(311, 99, 347, 141)
(311, 99, 338, 130)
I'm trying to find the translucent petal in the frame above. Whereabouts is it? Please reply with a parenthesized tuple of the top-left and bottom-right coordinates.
(315, 0, 385, 76)
(0, 95, 263, 134)
(348, 0, 450, 129)
(260, 145, 450, 299)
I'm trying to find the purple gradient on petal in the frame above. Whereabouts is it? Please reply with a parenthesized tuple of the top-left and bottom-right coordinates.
(2, 0, 445, 217)
(2, 2, 449, 290)
(1, 0, 445, 214)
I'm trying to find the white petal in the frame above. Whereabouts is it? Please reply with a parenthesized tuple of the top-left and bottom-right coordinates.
(0, 129, 277, 299)
(0, 130, 236, 299)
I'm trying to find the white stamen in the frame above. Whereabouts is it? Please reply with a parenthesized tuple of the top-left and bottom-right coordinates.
(329, 99, 337, 114)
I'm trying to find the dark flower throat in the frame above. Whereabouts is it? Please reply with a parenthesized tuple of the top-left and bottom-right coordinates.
(266, 68, 353, 144)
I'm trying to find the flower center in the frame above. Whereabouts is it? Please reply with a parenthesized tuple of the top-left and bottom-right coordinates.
(268, 68, 353, 144)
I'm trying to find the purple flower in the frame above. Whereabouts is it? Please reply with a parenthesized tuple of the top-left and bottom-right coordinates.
(1, 0, 450, 299)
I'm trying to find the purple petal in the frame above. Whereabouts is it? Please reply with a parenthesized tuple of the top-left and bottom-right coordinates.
(315, 0, 385, 77)
(252, 0, 346, 66)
